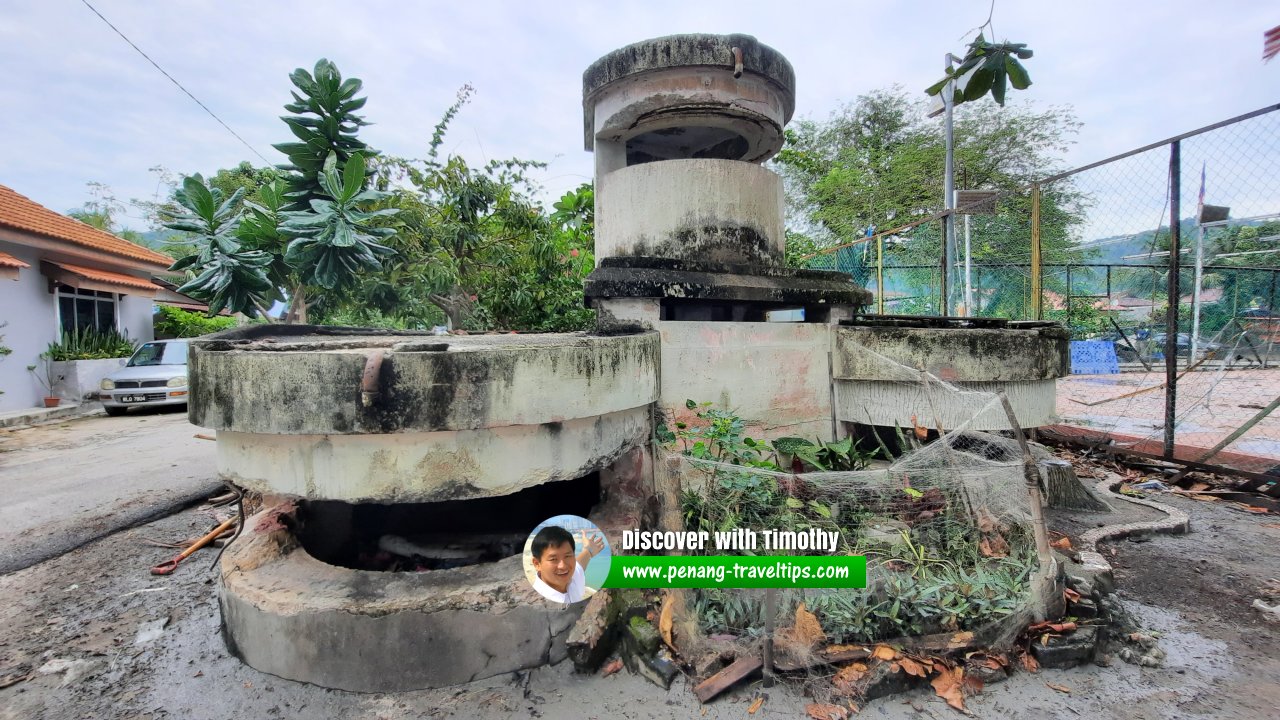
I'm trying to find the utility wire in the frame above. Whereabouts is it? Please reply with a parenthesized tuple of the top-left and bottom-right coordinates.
(78, 0, 272, 165)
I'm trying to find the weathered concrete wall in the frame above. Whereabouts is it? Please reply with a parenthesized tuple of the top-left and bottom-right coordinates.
(658, 321, 833, 441)
(189, 331, 659, 434)
(833, 325, 1068, 430)
(216, 407, 652, 503)
(583, 33, 795, 157)
(596, 160, 785, 267)
(587, 67, 790, 163)
(834, 326, 1070, 382)
(51, 357, 127, 402)
(220, 508, 582, 691)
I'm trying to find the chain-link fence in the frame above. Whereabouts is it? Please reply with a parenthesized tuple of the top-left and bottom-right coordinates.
(805, 104, 1280, 478)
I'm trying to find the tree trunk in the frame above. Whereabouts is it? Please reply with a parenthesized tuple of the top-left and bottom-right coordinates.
(285, 286, 308, 324)
(1039, 459, 1111, 512)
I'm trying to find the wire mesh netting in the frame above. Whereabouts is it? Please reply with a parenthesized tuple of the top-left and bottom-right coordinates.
(663, 365, 1052, 694)
(803, 106, 1280, 471)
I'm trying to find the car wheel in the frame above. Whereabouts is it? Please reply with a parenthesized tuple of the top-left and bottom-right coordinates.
(104, 406, 128, 417)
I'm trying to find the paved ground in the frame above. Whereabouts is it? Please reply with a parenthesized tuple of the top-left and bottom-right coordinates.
(1057, 367, 1280, 462)
(0, 468, 1275, 718)
(0, 407, 219, 574)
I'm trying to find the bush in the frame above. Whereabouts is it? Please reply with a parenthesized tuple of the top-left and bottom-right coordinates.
(154, 305, 237, 338)
(46, 327, 138, 360)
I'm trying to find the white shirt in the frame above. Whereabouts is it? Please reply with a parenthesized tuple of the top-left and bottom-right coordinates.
(532, 563, 586, 604)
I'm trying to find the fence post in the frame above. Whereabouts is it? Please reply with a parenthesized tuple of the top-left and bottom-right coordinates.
(1164, 141, 1182, 459)
(1030, 183, 1043, 320)
(876, 233, 884, 314)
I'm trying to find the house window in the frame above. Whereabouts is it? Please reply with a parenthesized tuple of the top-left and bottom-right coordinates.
(57, 287, 118, 334)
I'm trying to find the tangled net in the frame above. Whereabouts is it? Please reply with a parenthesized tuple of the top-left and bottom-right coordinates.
(666, 362, 1052, 679)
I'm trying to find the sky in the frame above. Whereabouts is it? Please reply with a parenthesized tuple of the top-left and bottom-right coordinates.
(1, 0, 1277, 233)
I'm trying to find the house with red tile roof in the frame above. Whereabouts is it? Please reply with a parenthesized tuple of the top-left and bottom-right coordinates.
(0, 183, 176, 411)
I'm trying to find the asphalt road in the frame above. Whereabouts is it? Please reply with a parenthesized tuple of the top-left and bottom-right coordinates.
(0, 407, 219, 574)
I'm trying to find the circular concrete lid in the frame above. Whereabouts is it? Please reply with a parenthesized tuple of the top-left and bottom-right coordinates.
(583, 33, 796, 121)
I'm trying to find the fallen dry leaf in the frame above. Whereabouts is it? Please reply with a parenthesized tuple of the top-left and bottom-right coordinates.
(833, 662, 869, 696)
(1051, 536, 1074, 551)
(930, 666, 967, 712)
(1020, 652, 1040, 673)
(748, 696, 765, 714)
(947, 631, 975, 648)
(1064, 588, 1082, 603)
(1046, 682, 1072, 694)
(898, 657, 929, 677)
(1261, 523, 1280, 529)
(806, 702, 849, 720)
(1239, 505, 1271, 514)
(979, 536, 1009, 558)
(601, 658, 623, 677)
(871, 645, 898, 662)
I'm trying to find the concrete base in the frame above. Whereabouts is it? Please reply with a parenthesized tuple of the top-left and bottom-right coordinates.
(219, 504, 584, 692)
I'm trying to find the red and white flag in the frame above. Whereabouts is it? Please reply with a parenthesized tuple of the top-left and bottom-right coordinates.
(1266, 24, 1280, 62)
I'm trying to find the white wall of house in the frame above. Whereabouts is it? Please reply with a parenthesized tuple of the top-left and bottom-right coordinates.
(0, 242, 57, 411)
(0, 238, 157, 412)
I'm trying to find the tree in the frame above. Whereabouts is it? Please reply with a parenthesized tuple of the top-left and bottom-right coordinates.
(163, 59, 395, 321)
(774, 87, 1085, 317)
(355, 87, 593, 331)
(66, 182, 146, 244)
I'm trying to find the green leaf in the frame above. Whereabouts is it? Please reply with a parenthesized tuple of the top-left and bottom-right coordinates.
(1005, 56, 1032, 90)
(785, 497, 805, 509)
(962, 63, 995, 103)
(824, 436, 853, 456)
(342, 153, 366, 201)
(771, 436, 816, 455)
(685, 399, 697, 410)
(990, 64, 1008, 106)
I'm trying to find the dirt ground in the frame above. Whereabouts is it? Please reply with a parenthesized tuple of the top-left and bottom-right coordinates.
(1, 471, 1277, 719)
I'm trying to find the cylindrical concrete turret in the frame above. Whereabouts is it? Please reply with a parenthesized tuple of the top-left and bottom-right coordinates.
(581, 33, 868, 314)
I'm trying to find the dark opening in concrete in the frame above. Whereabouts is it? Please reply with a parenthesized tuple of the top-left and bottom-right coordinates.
(626, 126, 749, 165)
(659, 298, 834, 323)
(297, 472, 602, 571)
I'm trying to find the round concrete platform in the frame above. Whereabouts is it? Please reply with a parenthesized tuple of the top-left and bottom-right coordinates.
(188, 327, 659, 435)
(219, 503, 584, 692)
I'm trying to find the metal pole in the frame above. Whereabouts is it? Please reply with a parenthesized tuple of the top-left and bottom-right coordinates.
(964, 213, 973, 316)
(1030, 184, 1043, 320)
(942, 54, 957, 316)
(763, 588, 776, 687)
(1164, 141, 1182, 459)
(1265, 269, 1278, 369)
(876, 233, 885, 314)
(1190, 223, 1205, 362)
(1066, 265, 1074, 333)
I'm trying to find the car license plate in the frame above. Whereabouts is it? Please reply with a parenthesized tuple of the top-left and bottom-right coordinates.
(120, 395, 147, 403)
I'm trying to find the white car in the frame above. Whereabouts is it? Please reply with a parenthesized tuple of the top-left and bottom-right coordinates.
(99, 340, 189, 416)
